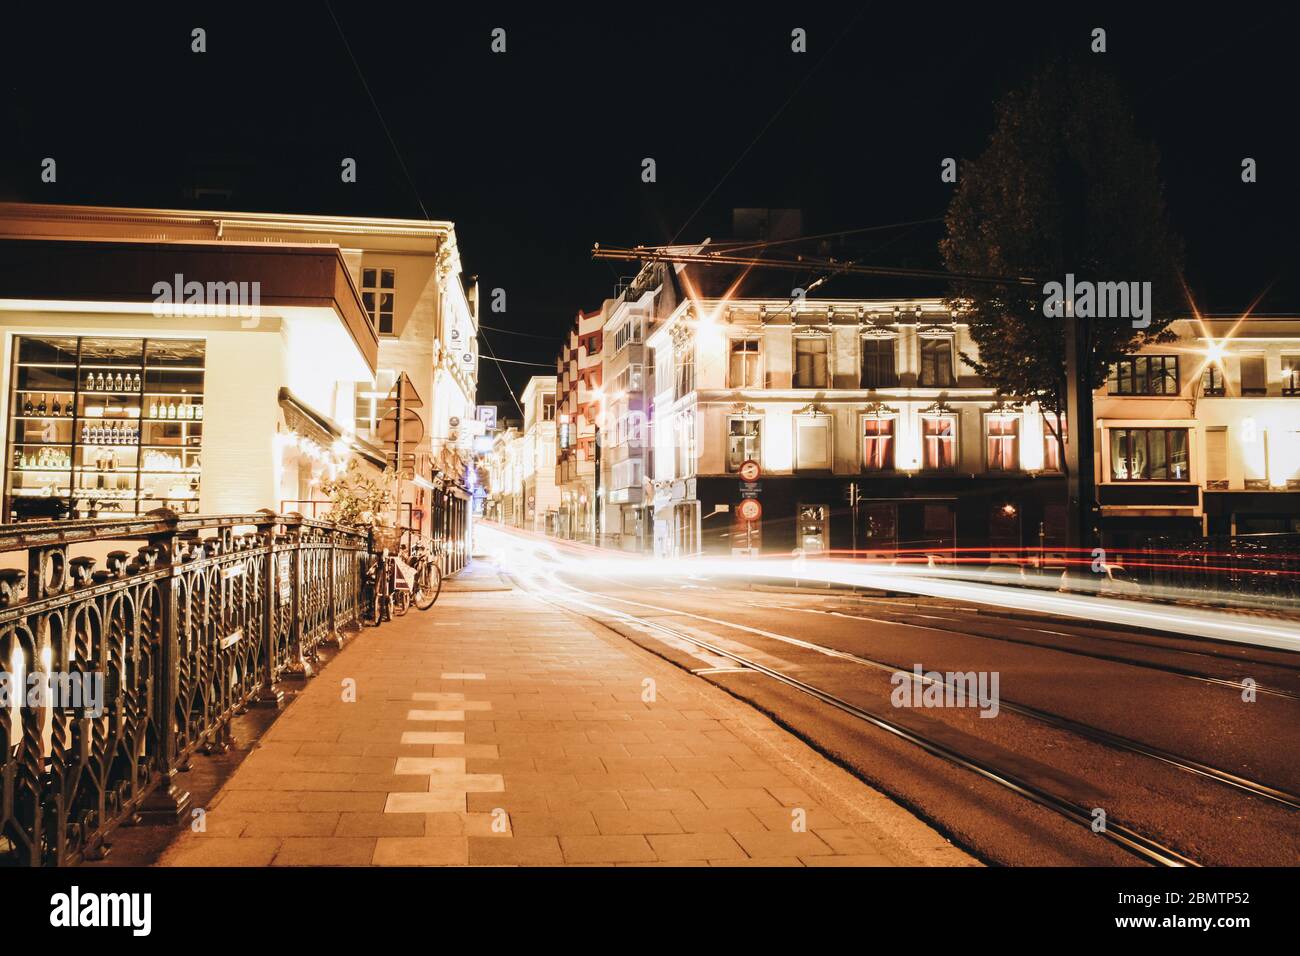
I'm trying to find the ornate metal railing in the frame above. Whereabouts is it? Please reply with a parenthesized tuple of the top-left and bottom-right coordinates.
(0, 508, 369, 866)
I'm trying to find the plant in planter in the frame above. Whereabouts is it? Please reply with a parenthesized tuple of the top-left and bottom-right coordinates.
(319, 461, 396, 530)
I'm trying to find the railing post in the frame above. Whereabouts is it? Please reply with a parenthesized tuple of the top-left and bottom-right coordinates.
(281, 513, 312, 680)
(139, 509, 192, 822)
(322, 521, 346, 648)
(253, 509, 285, 708)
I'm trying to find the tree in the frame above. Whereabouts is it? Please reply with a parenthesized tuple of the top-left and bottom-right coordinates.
(940, 61, 1185, 474)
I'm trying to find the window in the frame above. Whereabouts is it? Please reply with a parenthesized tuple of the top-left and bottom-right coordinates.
(1283, 356, 1300, 395)
(1107, 355, 1179, 395)
(919, 337, 955, 387)
(1202, 364, 1225, 397)
(922, 416, 956, 470)
(354, 369, 397, 441)
(728, 339, 761, 388)
(862, 418, 894, 471)
(794, 337, 829, 388)
(612, 320, 642, 353)
(1240, 355, 1266, 395)
(1042, 413, 1067, 472)
(674, 347, 695, 401)
(860, 337, 898, 388)
(798, 504, 828, 553)
(541, 394, 556, 421)
(985, 415, 1020, 472)
(1109, 428, 1190, 481)
(674, 412, 695, 477)
(6, 336, 206, 521)
(727, 418, 761, 473)
(361, 268, 396, 335)
(795, 416, 832, 470)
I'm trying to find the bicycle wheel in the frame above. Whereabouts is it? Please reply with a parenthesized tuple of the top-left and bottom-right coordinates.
(414, 559, 442, 610)
(392, 587, 410, 616)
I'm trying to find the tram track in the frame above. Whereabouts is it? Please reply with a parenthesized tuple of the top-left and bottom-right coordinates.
(523, 573, 1300, 866)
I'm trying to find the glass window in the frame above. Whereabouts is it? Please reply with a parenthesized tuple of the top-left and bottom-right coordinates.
(728, 339, 761, 388)
(1202, 364, 1225, 396)
(1108, 355, 1179, 395)
(542, 393, 556, 421)
(1283, 356, 1300, 396)
(6, 336, 205, 521)
(674, 347, 695, 401)
(860, 337, 898, 388)
(1240, 355, 1266, 395)
(985, 415, 1019, 472)
(862, 417, 894, 471)
(1110, 428, 1190, 481)
(361, 268, 396, 335)
(1042, 413, 1067, 472)
(794, 337, 828, 389)
(674, 412, 695, 478)
(919, 337, 955, 387)
(922, 416, 956, 470)
(726, 418, 761, 473)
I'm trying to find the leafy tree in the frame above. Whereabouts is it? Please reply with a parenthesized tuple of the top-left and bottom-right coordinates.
(940, 61, 1185, 470)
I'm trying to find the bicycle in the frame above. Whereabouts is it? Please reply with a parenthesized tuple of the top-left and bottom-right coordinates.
(362, 549, 393, 626)
(391, 538, 442, 614)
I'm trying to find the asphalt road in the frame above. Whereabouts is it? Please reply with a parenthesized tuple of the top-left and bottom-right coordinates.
(516, 562, 1300, 867)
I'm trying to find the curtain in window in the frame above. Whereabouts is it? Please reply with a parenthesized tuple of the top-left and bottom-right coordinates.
(922, 417, 955, 469)
(863, 418, 894, 470)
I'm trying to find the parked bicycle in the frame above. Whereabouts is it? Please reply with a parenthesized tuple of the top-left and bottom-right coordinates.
(390, 537, 443, 615)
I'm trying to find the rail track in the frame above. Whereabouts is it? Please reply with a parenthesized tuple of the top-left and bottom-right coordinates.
(526, 575, 1300, 866)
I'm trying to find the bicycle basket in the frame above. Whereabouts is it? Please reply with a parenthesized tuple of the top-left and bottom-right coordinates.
(371, 525, 403, 552)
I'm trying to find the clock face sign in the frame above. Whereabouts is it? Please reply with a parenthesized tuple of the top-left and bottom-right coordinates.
(738, 459, 760, 482)
(737, 498, 762, 522)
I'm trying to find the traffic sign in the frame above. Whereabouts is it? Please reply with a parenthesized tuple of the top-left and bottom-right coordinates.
(737, 498, 762, 522)
(738, 459, 760, 482)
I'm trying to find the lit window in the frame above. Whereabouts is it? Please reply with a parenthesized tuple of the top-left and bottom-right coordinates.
(1110, 428, 1189, 481)
(1042, 413, 1067, 472)
(542, 394, 556, 421)
(862, 418, 894, 471)
(1108, 355, 1179, 395)
(985, 415, 1019, 472)
(1239, 355, 1266, 395)
(361, 268, 396, 335)
(1283, 356, 1300, 396)
(922, 416, 956, 470)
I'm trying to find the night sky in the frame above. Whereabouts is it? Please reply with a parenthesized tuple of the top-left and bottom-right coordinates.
(3, 3, 1297, 404)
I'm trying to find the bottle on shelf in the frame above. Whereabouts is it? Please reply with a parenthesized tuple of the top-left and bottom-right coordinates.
(148, 399, 158, 419)
(134, 373, 142, 391)
(167, 402, 176, 420)
(195, 404, 204, 420)
(23, 395, 33, 416)
(116, 373, 125, 391)
(51, 397, 61, 416)
(85, 371, 94, 390)
(37, 394, 46, 416)
(95, 373, 105, 391)
(81, 423, 89, 444)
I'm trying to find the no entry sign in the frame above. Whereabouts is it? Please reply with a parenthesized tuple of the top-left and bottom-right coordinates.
(738, 459, 761, 482)
(737, 498, 762, 522)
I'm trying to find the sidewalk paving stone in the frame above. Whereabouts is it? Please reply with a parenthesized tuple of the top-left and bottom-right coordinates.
(157, 562, 972, 868)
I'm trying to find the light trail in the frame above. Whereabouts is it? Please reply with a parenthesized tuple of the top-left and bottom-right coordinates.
(475, 523, 1300, 653)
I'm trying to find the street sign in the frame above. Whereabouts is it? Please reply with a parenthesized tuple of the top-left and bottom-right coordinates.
(738, 459, 760, 482)
(476, 405, 498, 431)
(737, 498, 762, 522)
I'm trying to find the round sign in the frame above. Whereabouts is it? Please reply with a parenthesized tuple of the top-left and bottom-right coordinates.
(738, 459, 761, 482)
(737, 498, 762, 522)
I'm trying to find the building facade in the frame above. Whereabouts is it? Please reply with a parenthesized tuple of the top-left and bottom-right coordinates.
(0, 203, 474, 556)
(1094, 314, 1300, 546)
(646, 286, 1068, 558)
(554, 307, 604, 540)
(598, 291, 653, 550)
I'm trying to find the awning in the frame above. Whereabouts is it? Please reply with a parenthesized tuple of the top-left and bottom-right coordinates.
(278, 387, 386, 470)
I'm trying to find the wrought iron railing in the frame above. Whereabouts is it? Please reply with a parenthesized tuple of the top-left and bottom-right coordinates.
(1130, 533, 1300, 602)
(0, 508, 369, 866)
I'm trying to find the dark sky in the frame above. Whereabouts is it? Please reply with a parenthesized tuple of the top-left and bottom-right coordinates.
(3, 3, 1298, 404)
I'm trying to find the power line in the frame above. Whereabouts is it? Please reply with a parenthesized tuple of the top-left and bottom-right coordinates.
(477, 353, 557, 369)
(324, 2, 430, 221)
(477, 322, 563, 340)
(476, 327, 526, 418)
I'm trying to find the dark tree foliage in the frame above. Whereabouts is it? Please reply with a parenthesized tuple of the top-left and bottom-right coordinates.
(940, 62, 1185, 461)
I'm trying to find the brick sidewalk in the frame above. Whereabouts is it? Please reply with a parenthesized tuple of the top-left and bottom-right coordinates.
(158, 562, 971, 867)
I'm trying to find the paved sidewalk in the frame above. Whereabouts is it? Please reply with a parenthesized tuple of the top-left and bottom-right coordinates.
(158, 561, 971, 867)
